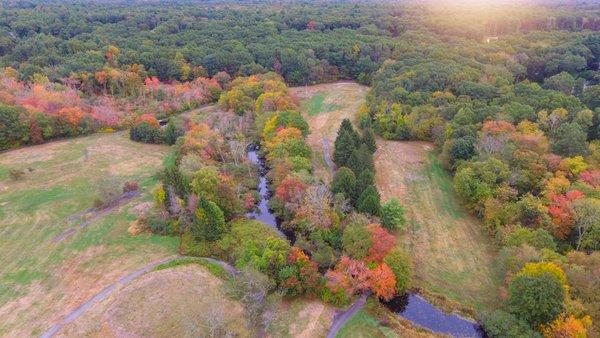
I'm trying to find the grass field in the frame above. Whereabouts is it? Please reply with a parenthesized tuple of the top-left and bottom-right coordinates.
(374, 140, 501, 313)
(56, 264, 250, 337)
(0, 132, 178, 336)
(290, 82, 368, 183)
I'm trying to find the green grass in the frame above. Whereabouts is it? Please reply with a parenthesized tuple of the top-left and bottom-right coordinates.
(302, 92, 342, 116)
(154, 257, 230, 280)
(336, 309, 397, 338)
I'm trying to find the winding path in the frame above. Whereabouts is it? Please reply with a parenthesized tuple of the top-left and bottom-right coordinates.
(326, 293, 369, 338)
(322, 138, 334, 172)
(40, 256, 237, 338)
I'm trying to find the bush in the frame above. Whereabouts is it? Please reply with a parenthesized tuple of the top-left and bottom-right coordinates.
(130, 121, 164, 144)
(93, 176, 122, 208)
(321, 285, 350, 307)
(8, 169, 25, 181)
(147, 212, 173, 235)
(122, 181, 139, 193)
(481, 310, 542, 338)
(380, 198, 406, 231)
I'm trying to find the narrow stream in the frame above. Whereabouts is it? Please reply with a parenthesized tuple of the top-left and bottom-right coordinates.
(383, 293, 485, 338)
(247, 145, 485, 337)
(246, 145, 288, 239)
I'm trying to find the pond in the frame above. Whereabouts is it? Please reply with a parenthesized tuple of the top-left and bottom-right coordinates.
(382, 293, 485, 338)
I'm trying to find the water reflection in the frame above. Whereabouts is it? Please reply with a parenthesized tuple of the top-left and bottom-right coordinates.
(382, 293, 485, 338)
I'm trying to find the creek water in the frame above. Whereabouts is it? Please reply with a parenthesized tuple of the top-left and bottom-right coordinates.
(382, 293, 485, 338)
(246, 146, 288, 239)
(246, 146, 485, 337)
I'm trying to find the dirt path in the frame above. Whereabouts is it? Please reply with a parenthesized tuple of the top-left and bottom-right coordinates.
(326, 293, 369, 338)
(40, 256, 237, 338)
(322, 138, 334, 172)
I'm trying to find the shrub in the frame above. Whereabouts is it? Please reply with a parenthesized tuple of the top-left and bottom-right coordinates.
(481, 310, 542, 338)
(93, 176, 122, 208)
(380, 198, 406, 231)
(122, 181, 139, 193)
(8, 169, 25, 181)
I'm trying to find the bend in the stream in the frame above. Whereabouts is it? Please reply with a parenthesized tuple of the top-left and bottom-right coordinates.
(382, 293, 486, 338)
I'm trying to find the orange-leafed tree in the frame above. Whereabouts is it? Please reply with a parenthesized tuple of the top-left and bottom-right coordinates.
(541, 315, 592, 338)
(369, 263, 397, 301)
(57, 107, 85, 127)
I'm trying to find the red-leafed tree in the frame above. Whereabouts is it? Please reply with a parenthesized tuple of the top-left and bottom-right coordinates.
(325, 256, 370, 296)
(548, 190, 585, 238)
(366, 223, 396, 263)
(579, 169, 600, 188)
(275, 176, 307, 204)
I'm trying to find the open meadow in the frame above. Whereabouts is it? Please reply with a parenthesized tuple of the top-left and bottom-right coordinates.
(374, 140, 501, 313)
(0, 132, 178, 336)
(290, 82, 369, 183)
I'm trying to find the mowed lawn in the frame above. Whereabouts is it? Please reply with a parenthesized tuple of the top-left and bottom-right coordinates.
(374, 140, 502, 313)
(0, 132, 178, 336)
(290, 82, 368, 183)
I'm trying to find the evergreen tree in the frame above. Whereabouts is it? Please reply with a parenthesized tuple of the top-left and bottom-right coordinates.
(331, 167, 357, 202)
(362, 128, 377, 153)
(356, 185, 381, 216)
(356, 169, 375, 199)
(333, 129, 357, 167)
(347, 144, 374, 175)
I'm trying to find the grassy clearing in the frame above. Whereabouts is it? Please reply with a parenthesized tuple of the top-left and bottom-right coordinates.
(374, 140, 501, 314)
(0, 132, 178, 336)
(269, 298, 335, 338)
(57, 264, 249, 337)
(290, 82, 368, 182)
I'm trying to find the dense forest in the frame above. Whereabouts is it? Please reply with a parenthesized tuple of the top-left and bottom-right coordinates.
(1, 0, 600, 337)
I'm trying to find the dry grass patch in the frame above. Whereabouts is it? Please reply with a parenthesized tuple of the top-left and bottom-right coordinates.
(270, 298, 335, 338)
(374, 140, 501, 313)
(290, 82, 368, 183)
(57, 265, 249, 337)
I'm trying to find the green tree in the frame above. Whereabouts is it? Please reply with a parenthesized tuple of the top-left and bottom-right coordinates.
(362, 128, 377, 153)
(482, 310, 542, 338)
(190, 166, 220, 201)
(331, 167, 357, 202)
(192, 198, 226, 241)
(384, 249, 411, 293)
(380, 198, 406, 231)
(0, 103, 27, 150)
(342, 223, 372, 259)
(508, 272, 565, 327)
(572, 198, 600, 250)
(356, 185, 381, 216)
(347, 144, 374, 175)
(333, 128, 357, 167)
(550, 122, 589, 157)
